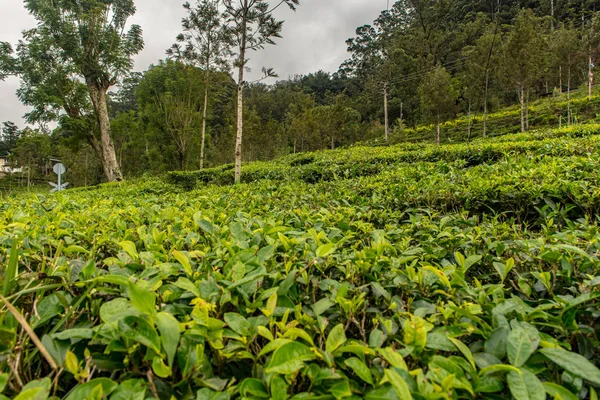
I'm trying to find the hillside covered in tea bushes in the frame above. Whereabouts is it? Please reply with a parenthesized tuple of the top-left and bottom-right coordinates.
(1, 124, 600, 399)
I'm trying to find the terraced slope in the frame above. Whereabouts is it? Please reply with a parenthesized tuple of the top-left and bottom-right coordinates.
(0, 126, 599, 399)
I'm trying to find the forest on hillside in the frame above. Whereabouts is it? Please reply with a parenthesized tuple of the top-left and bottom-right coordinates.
(1, 0, 600, 187)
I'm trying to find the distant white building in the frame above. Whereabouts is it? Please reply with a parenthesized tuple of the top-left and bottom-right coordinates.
(0, 154, 24, 176)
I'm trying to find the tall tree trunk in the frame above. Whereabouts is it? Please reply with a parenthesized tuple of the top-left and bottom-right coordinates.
(520, 86, 525, 133)
(436, 114, 441, 145)
(589, 51, 594, 101)
(87, 82, 123, 182)
(526, 89, 530, 131)
(234, 4, 247, 184)
(483, 69, 490, 138)
(559, 65, 562, 94)
(550, 0, 554, 30)
(200, 73, 209, 170)
(383, 82, 389, 143)
(400, 102, 403, 131)
(568, 61, 572, 126)
(467, 100, 472, 142)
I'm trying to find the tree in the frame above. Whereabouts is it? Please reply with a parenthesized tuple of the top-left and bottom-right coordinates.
(0, 121, 21, 153)
(501, 9, 546, 132)
(584, 13, 600, 100)
(13, 130, 52, 181)
(288, 101, 361, 152)
(220, 0, 300, 184)
(109, 72, 143, 117)
(137, 60, 207, 170)
(343, 22, 394, 142)
(0, 42, 13, 81)
(419, 66, 458, 145)
(168, 0, 231, 169)
(2, 0, 143, 182)
(462, 23, 500, 138)
(550, 25, 581, 125)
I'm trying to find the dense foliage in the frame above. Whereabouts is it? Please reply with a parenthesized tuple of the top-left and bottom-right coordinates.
(4, 1, 600, 185)
(1, 124, 599, 399)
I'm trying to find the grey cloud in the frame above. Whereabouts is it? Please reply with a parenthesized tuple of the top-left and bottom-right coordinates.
(0, 0, 387, 127)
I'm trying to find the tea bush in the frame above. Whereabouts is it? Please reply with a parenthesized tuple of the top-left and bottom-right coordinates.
(168, 124, 600, 190)
(0, 126, 599, 399)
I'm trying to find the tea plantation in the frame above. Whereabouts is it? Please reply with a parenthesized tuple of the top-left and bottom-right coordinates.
(1, 125, 600, 399)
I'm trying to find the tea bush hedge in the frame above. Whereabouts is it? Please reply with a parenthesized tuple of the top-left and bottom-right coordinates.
(0, 126, 599, 399)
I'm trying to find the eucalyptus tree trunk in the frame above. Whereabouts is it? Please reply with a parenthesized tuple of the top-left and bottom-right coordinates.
(526, 89, 530, 131)
(589, 52, 594, 101)
(87, 81, 123, 182)
(568, 61, 572, 126)
(559, 65, 562, 94)
(384, 82, 389, 143)
(200, 71, 209, 169)
(467, 101, 472, 142)
(436, 114, 441, 145)
(234, 2, 248, 184)
(520, 85, 525, 133)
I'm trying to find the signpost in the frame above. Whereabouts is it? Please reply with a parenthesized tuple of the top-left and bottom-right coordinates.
(49, 163, 69, 192)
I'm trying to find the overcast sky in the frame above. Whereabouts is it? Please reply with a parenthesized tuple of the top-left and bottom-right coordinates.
(0, 0, 388, 128)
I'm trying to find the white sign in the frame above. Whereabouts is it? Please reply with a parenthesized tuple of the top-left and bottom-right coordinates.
(49, 163, 69, 192)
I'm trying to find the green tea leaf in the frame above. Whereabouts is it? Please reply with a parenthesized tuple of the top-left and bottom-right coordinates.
(449, 337, 476, 370)
(385, 369, 412, 399)
(3, 240, 18, 297)
(365, 385, 400, 400)
(100, 298, 138, 327)
(507, 322, 540, 367)
(65, 351, 78, 375)
(379, 347, 408, 370)
(329, 380, 352, 399)
(543, 382, 578, 400)
(239, 378, 269, 398)
(127, 281, 156, 316)
(345, 357, 373, 384)
(196, 388, 230, 400)
(172, 250, 193, 276)
(152, 356, 171, 378)
(194, 213, 215, 235)
(507, 369, 545, 400)
(110, 379, 147, 400)
(265, 342, 316, 375)
(64, 378, 118, 400)
(156, 312, 180, 367)
(224, 313, 253, 336)
(119, 241, 139, 261)
(540, 347, 600, 385)
(312, 298, 335, 316)
(13, 378, 51, 400)
(52, 328, 94, 341)
(485, 327, 509, 360)
(277, 269, 297, 296)
(325, 324, 346, 354)
(316, 243, 335, 258)
(118, 316, 161, 353)
(0, 373, 7, 393)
